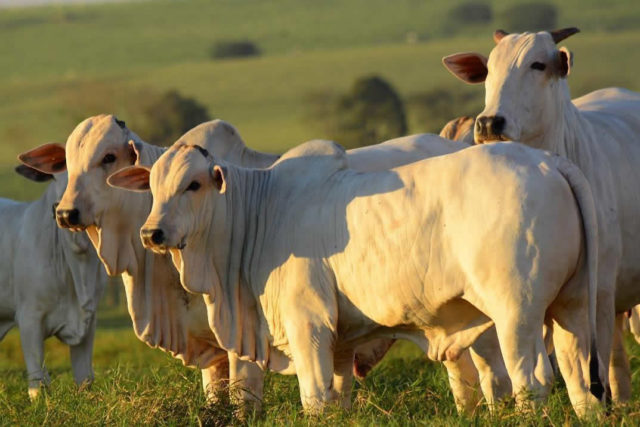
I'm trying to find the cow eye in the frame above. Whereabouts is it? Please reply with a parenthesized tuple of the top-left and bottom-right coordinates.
(186, 181, 200, 192)
(531, 62, 546, 71)
(102, 153, 116, 164)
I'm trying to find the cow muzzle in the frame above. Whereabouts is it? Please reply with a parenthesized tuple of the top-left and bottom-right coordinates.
(474, 115, 508, 143)
(140, 227, 165, 248)
(56, 207, 83, 230)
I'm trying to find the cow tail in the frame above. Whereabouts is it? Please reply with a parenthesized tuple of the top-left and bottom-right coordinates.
(553, 156, 604, 401)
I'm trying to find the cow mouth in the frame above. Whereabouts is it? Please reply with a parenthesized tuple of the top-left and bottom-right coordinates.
(144, 237, 186, 254)
(475, 132, 512, 144)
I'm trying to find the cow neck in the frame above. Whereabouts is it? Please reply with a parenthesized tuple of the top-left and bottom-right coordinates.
(536, 82, 601, 177)
(197, 165, 271, 365)
(36, 180, 99, 339)
(231, 145, 279, 169)
(37, 181, 69, 288)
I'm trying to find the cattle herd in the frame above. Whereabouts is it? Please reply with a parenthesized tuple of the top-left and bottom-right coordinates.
(2, 27, 640, 419)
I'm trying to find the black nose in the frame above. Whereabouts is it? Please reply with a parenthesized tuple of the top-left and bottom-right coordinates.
(475, 115, 506, 138)
(56, 208, 80, 227)
(141, 228, 165, 245)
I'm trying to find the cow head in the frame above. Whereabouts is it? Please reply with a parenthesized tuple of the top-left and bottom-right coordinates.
(18, 115, 148, 275)
(19, 115, 140, 231)
(109, 143, 227, 289)
(443, 28, 579, 147)
(14, 164, 95, 257)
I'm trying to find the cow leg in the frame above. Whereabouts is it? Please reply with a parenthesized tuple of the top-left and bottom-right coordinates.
(596, 269, 616, 400)
(493, 311, 552, 409)
(69, 313, 97, 389)
(201, 354, 230, 403)
(228, 353, 264, 414)
(443, 348, 480, 414)
(17, 313, 49, 399)
(549, 298, 602, 418)
(332, 349, 355, 409)
(629, 306, 640, 345)
(285, 321, 336, 414)
(469, 327, 511, 409)
(609, 313, 631, 402)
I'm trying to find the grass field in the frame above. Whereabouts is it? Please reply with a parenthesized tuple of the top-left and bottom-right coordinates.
(2, 308, 640, 424)
(2, 0, 640, 424)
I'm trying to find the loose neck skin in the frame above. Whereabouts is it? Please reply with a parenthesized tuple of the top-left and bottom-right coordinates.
(528, 81, 593, 161)
(182, 165, 271, 363)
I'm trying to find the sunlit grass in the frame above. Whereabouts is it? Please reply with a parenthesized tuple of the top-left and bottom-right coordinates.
(2, 309, 640, 424)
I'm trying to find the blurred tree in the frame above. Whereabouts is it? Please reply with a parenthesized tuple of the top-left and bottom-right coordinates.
(447, 2, 492, 26)
(406, 87, 483, 134)
(499, 2, 557, 32)
(136, 90, 211, 146)
(329, 75, 407, 148)
(210, 40, 261, 59)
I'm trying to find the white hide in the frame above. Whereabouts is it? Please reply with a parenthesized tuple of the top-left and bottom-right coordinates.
(141, 140, 602, 417)
(0, 171, 106, 398)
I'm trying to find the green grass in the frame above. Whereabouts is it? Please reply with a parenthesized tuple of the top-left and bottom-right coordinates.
(3, 309, 640, 424)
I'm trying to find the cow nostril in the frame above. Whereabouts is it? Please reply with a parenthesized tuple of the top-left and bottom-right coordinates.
(151, 229, 165, 245)
(67, 209, 80, 226)
(492, 116, 506, 134)
(142, 228, 165, 245)
(56, 208, 79, 227)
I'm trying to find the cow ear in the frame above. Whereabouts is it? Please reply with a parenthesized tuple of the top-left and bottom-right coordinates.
(557, 47, 573, 78)
(18, 143, 66, 174)
(493, 29, 509, 44)
(442, 52, 488, 84)
(212, 165, 227, 194)
(127, 139, 143, 165)
(14, 164, 54, 182)
(107, 166, 151, 192)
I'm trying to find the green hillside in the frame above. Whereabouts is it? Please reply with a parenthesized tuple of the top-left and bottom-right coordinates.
(1, 0, 639, 199)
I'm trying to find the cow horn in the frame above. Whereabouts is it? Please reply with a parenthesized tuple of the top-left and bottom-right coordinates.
(493, 29, 509, 44)
(550, 27, 580, 44)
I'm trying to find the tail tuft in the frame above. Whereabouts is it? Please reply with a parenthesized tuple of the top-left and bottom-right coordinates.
(589, 340, 604, 400)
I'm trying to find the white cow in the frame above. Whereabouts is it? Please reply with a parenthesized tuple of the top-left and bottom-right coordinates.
(0, 165, 106, 398)
(443, 27, 640, 402)
(21, 115, 490, 411)
(112, 139, 603, 417)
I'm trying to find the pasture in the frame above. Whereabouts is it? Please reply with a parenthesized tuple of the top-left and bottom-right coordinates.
(2, 0, 640, 424)
(3, 310, 640, 424)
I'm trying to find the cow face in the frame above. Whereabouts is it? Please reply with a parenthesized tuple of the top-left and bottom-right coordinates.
(13, 164, 94, 255)
(443, 28, 578, 147)
(21, 115, 137, 230)
(110, 143, 226, 256)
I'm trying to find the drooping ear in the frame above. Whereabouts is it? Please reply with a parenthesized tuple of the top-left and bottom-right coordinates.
(127, 139, 143, 165)
(550, 27, 580, 44)
(212, 165, 227, 194)
(442, 52, 488, 84)
(493, 29, 509, 44)
(14, 164, 54, 182)
(107, 165, 151, 192)
(557, 47, 573, 77)
(18, 143, 67, 174)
